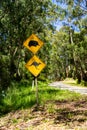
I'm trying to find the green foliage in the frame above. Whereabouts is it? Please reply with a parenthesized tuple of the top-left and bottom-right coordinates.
(0, 0, 87, 91)
(0, 0, 57, 89)
(0, 55, 10, 89)
(0, 81, 82, 116)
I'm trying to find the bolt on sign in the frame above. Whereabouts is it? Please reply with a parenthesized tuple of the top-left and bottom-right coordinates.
(25, 55, 46, 77)
(23, 34, 44, 54)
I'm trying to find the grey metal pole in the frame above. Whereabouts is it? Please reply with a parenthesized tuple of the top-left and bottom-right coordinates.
(35, 77, 38, 106)
(32, 77, 35, 89)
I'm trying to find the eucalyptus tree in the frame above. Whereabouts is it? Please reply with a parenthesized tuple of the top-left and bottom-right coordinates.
(51, 0, 87, 83)
(0, 0, 58, 88)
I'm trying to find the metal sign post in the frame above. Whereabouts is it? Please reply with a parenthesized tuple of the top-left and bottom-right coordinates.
(35, 77, 38, 105)
(32, 76, 35, 89)
(32, 76, 38, 105)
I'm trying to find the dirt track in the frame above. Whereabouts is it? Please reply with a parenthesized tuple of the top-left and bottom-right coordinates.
(49, 81, 87, 95)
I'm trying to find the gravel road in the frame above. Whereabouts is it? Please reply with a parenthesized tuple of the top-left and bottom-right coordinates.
(49, 81, 87, 95)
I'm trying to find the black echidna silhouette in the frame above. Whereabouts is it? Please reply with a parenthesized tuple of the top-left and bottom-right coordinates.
(29, 61, 41, 69)
(28, 40, 39, 47)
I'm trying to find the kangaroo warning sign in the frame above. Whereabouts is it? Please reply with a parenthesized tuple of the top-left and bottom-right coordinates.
(25, 55, 46, 77)
(23, 34, 44, 54)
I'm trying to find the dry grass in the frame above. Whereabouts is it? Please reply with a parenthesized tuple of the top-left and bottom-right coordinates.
(63, 78, 87, 87)
(0, 98, 87, 130)
(0, 81, 87, 129)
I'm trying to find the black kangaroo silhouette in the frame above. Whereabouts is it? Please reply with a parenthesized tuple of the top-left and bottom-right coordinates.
(28, 40, 39, 47)
(29, 61, 41, 69)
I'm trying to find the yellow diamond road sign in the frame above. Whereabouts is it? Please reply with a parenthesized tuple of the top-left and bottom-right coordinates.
(23, 34, 44, 54)
(25, 55, 46, 77)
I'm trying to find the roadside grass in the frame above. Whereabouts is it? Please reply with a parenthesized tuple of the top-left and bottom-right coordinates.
(63, 78, 87, 87)
(0, 81, 83, 116)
